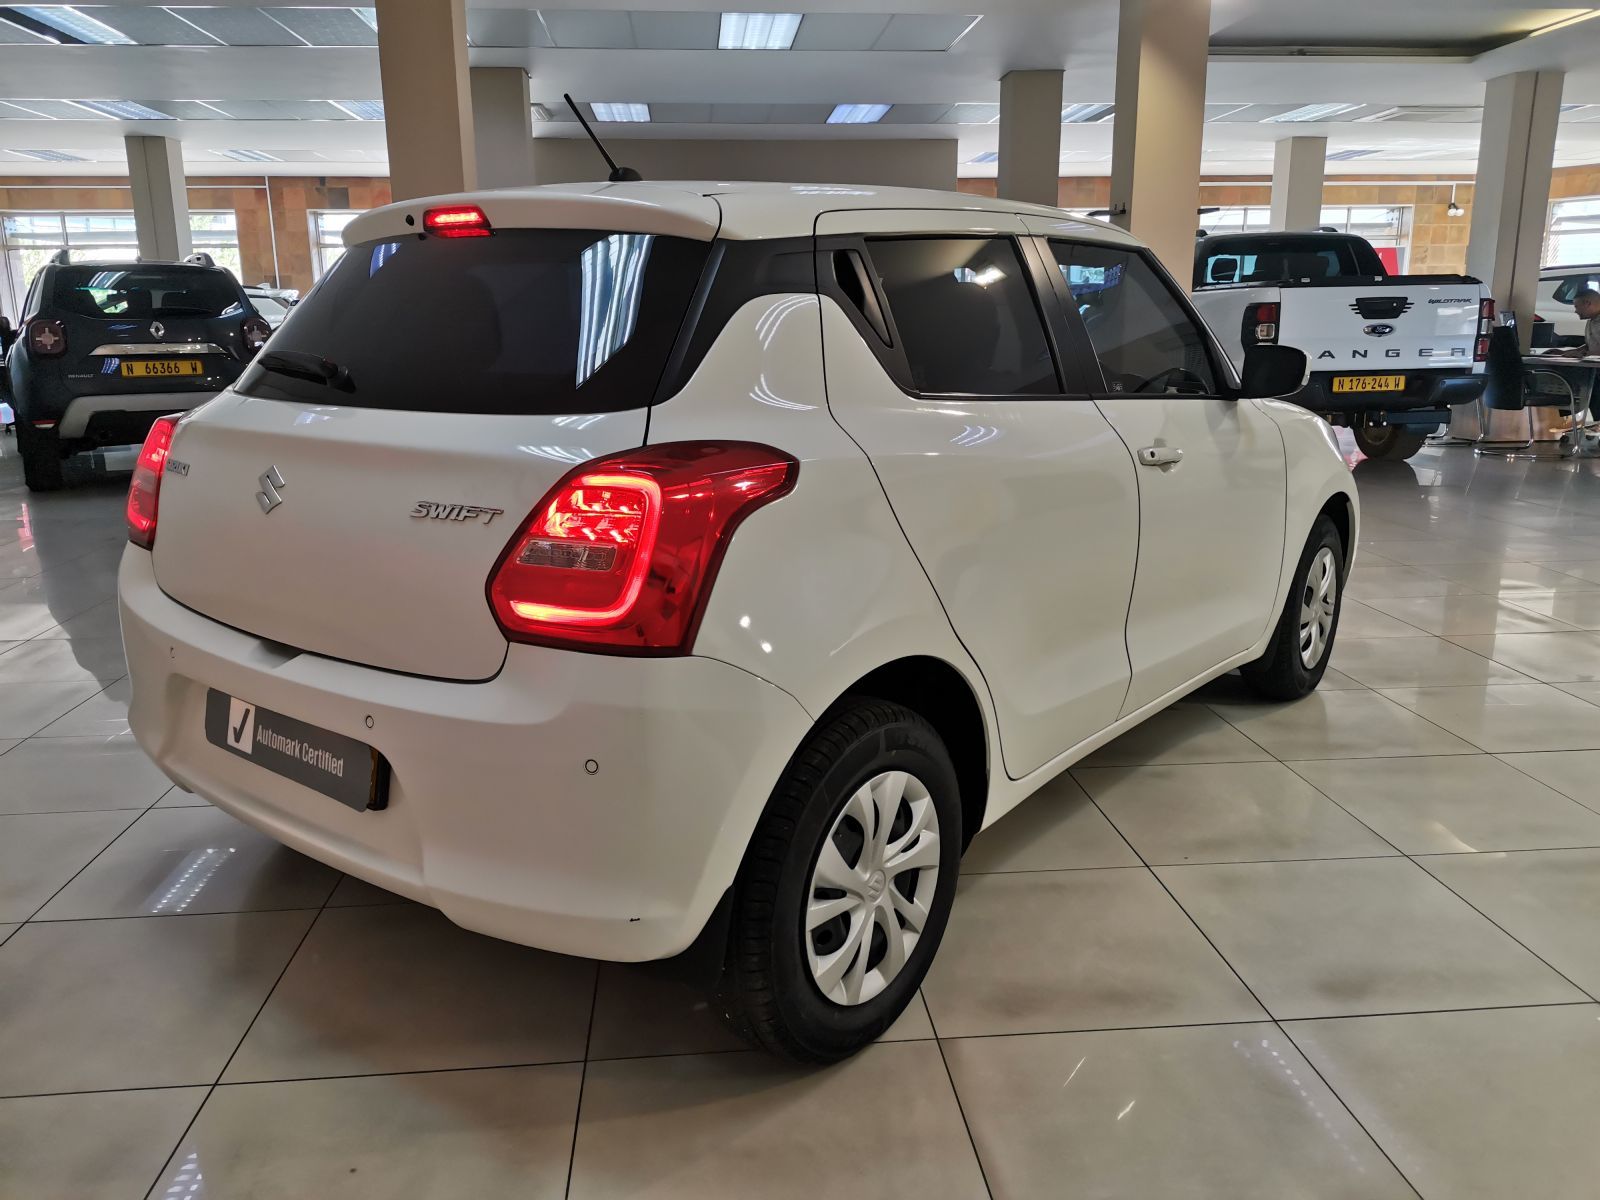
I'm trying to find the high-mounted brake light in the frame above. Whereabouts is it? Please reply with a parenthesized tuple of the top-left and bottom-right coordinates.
(423, 205, 492, 238)
(27, 317, 66, 357)
(1243, 301, 1279, 347)
(488, 442, 798, 653)
(126, 414, 180, 550)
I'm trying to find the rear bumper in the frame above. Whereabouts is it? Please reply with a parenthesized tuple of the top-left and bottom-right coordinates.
(59, 391, 216, 440)
(118, 547, 813, 961)
(1299, 371, 1486, 414)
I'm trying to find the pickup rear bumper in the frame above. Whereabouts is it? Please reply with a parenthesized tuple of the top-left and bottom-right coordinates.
(1297, 371, 1485, 415)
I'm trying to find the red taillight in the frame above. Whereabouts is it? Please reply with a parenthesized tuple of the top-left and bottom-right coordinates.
(242, 315, 271, 355)
(423, 205, 492, 238)
(489, 441, 798, 653)
(126, 414, 180, 550)
(27, 318, 66, 357)
(1243, 302, 1279, 346)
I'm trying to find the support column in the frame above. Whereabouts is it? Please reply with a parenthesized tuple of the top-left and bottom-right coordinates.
(997, 70, 1063, 206)
(471, 67, 534, 189)
(1468, 70, 1563, 350)
(1270, 136, 1327, 231)
(1109, 0, 1211, 282)
(374, 0, 475, 200)
(124, 135, 190, 261)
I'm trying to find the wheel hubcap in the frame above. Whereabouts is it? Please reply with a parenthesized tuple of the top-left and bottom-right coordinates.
(1299, 546, 1339, 669)
(805, 770, 940, 1007)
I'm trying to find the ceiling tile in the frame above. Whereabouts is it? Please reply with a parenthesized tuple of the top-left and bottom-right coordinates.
(467, 9, 552, 47)
(872, 14, 979, 51)
(769, 103, 838, 124)
(540, 10, 634, 48)
(710, 104, 775, 123)
(649, 102, 714, 123)
(0, 16, 51, 44)
(789, 13, 891, 51)
(880, 103, 953, 124)
(629, 11, 717, 50)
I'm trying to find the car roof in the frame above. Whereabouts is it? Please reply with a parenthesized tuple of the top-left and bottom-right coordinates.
(46, 260, 234, 275)
(347, 180, 1141, 247)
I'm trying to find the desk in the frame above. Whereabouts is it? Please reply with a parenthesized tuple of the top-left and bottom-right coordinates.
(1512, 356, 1600, 458)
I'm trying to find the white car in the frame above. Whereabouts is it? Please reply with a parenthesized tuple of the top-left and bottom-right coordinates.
(1535, 264, 1600, 345)
(118, 183, 1357, 1062)
(243, 288, 292, 329)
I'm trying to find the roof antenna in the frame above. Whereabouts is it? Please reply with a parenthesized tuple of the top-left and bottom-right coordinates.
(563, 94, 642, 182)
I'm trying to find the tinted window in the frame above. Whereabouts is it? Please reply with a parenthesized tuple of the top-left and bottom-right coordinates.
(866, 237, 1057, 395)
(238, 229, 711, 415)
(1195, 235, 1380, 286)
(49, 266, 244, 320)
(1052, 242, 1219, 396)
(1553, 273, 1600, 304)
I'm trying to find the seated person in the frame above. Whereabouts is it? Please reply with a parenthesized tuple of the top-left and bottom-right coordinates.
(1548, 288, 1600, 359)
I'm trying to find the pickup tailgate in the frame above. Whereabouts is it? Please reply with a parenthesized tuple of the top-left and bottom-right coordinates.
(1280, 280, 1484, 372)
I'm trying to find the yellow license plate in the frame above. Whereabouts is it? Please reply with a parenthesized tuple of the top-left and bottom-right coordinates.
(120, 358, 203, 378)
(1331, 374, 1406, 394)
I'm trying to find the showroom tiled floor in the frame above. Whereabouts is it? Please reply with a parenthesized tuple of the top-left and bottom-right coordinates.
(9, 438, 1600, 1199)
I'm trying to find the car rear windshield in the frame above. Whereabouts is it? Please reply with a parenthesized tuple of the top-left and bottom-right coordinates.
(1196, 236, 1385, 286)
(49, 265, 246, 320)
(236, 229, 712, 415)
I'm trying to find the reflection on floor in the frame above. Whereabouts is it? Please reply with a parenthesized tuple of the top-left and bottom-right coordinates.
(6, 433, 1600, 1198)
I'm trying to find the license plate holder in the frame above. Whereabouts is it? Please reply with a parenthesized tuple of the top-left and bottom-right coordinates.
(204, 689, 389, 812)
(1331, 374, 1407, 394)
(121, 358, 203, 378)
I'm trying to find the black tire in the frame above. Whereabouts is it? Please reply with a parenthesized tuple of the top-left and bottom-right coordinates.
(1240, 515, 1345, 701)
(1352, 423, 1428, 461)
(716, 697, 962, 1063)
(17, 422, 64, 492)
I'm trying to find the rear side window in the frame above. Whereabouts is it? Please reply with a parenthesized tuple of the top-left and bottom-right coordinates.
(49, 266, 244, 320)
(1052, 242, 1219, 396)
(865, 237, 1057, 396)
(238, 229, 712, 415)
(1553, 273, 1600, 304)
(1196, 236, 1378, 285)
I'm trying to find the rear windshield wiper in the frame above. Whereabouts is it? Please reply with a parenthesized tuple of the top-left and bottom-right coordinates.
(255, 349, 355, 393)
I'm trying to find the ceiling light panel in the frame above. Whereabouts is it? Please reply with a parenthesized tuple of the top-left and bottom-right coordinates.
(70, 99, 174, 120)
(80, 6, 220, 45)
(10, 148, 86, 161)
(967, 150, 999, 164)
(880, 103, 951, 123)
(261, 7, 377, 46)
(591, 102, 650, 122)
(1263, 103, 1362, 123)
(719, 11, 801, 50)
(872, 13, 981, 51)
(0, 98, 100, 118)
(1061, 102, 1113, 123)
(1326, 148, 1376, 160)
(217, 148, 280, 162)
(828, 103, 891, 124)
(11, 5, 131, 43)
(334, 100, 384, 120)
(169, 7, 305, 46)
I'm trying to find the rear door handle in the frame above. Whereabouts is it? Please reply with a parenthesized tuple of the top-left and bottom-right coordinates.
(1137, 446, 1184, 467)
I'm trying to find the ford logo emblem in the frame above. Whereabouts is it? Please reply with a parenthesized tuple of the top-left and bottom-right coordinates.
(1364, 323, 1395, 338)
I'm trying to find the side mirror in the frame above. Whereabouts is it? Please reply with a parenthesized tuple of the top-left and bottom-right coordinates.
(1240, 344, 1308, 399)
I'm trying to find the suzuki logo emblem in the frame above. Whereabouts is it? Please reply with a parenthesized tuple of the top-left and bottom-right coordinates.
(149, 321, 165, 340)
(256, 466, 285, 514)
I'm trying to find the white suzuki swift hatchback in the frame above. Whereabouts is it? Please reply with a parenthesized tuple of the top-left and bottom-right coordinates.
(120, 182, 1356, 1062)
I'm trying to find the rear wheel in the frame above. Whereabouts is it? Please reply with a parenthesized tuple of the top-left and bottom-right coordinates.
(17, 422, 63, 491)
(1240, 515, 1345, 701)
(717, 698, 961, 1063)
(1352, 422, 1428, 461)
